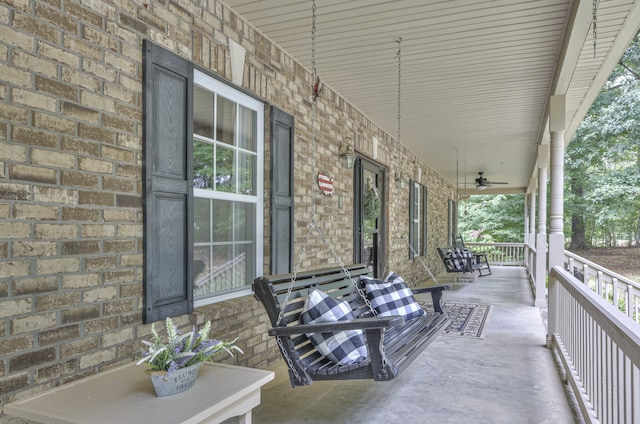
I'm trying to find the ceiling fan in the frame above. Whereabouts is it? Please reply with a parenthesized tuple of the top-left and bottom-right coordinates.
(474, 172, 508, 190)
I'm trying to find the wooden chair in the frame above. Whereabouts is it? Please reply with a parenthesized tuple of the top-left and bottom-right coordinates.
(253, 264, 451, 387)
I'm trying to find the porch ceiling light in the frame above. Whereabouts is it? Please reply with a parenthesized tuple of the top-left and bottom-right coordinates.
(477, 184, 487, 190)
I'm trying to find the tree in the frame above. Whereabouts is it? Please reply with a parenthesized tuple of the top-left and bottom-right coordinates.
(458, 194, 524, 243)
(565, 31, 640, 248)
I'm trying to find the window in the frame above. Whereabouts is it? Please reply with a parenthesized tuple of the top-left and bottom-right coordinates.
(143, 41, 263, 322)
(192, 71, 264, 305)
(408, 180, 428, 259)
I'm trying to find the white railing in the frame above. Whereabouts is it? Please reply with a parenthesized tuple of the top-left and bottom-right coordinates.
(564, 250, 640, 324)
(465, 242, 525, 266)
(548, 267, 640, 424)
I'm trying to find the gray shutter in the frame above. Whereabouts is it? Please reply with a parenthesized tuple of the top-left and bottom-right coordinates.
(408, 180, 416, 260)
(143, 40, 193, 323)
(422, 185, 428, 256)
(270, 107, 294, 274)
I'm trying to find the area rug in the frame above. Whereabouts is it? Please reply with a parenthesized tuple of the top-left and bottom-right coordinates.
(419, 301, 493, 339)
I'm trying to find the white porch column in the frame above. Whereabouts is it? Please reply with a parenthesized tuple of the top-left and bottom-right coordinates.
(528, 191, 536, 275)
(548, 95, 566, 270)
(529, 191, 536, 242)
(535, 145, 549, 307)
(524, 195, 530, 245)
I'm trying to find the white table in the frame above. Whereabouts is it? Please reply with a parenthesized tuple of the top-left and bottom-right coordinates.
(4, 362, 274, 424)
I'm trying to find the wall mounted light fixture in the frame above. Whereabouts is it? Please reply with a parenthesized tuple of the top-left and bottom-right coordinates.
(339, 142, 357, 169)
(396, 172, 408, 189)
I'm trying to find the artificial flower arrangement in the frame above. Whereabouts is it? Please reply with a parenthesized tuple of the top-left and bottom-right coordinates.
(137, 317, 243, 376)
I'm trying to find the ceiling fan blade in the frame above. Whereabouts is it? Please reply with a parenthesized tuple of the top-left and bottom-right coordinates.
(486, 181, 508, 185)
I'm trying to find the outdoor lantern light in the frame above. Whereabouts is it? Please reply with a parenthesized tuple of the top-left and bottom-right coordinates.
(396, 172, 408, 189)
(339, 143, 357, 169)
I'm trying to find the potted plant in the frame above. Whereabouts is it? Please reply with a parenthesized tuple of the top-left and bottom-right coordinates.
(137, 317, 243, 396)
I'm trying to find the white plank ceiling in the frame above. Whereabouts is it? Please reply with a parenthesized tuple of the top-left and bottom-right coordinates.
(222, 0, 640, 193)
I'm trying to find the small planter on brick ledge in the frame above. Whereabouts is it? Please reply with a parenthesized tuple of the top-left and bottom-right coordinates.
(137, 317, 243, 397)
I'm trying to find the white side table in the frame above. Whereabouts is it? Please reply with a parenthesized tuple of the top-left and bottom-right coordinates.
(5, 362, 274, 424)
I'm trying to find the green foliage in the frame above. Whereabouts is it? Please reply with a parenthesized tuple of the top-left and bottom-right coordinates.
(565, 31, 640, 247)
(458, 194, 525, 243)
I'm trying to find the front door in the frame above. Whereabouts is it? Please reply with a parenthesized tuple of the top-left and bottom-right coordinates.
(354, 159, 385, 278)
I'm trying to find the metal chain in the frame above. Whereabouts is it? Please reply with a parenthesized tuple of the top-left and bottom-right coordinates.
(311, 0, 317, 219)
(276, 218, 315, 327)
(275, 0, 384, 377)
(593, 0, 599, 59)
(276, 336, 302, 383)
(396, 37, 402, 142)
(312, 0, 316, 85)
(407, 238, 439, 285)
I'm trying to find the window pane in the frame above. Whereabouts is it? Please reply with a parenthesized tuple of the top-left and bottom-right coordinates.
(193, 139, 214, 189)
(192, 70, 263, 302)
(193, 246, 211, 294)
(236, 243, 254, 287)
(193, 86, 214, 138)
(238, 105, 256, 151)
(216, 95, 236, 145)
(237, 151, 255, 195)
(212, 199, 232, 242)
(234, 202, 255, 241)
(194, 198, 211, 243)
(215, 145, 234, 192)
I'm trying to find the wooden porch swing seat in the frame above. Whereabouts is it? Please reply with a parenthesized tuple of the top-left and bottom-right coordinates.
(253, 264, 451, 387)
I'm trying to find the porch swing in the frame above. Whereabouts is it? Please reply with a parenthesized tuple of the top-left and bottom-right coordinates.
(253, 10, 450, 387)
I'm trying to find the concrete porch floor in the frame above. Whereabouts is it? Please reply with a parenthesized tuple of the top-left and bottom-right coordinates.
(240, 267, 579, 424)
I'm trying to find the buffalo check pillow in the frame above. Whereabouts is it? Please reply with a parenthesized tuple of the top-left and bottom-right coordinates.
(361, 272, 425, 321)
(300, 289, 368, 365)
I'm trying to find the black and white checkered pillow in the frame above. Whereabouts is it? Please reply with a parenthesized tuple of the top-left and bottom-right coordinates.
(455, 247, 476, 265)
(361, 272, 425, 321)
(445, 249, 466, 271)
(300, 289, 368, 365)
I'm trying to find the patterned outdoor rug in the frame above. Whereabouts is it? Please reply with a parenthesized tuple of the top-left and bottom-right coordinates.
(419, 301, 493, 339)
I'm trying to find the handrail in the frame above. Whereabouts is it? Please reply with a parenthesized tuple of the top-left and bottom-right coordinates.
(464, 242, 525, 266)
(548, 266, 640, 423)
(564, 250, 640, 323)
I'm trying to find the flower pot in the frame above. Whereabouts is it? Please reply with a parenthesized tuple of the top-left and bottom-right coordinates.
(150, 362, 202, 397)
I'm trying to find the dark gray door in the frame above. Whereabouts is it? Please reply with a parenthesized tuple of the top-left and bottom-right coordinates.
(354, 159, 385, 278)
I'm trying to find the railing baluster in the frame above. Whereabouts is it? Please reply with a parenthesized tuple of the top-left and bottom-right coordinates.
(549, 267, 640, 424)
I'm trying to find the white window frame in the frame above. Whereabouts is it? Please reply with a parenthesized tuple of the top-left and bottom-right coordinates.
(193, 70, 264, 306)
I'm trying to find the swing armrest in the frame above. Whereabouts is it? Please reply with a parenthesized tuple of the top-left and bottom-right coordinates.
(411, 284, 451, 314)
(267, 316, 405, 337)
(411, 284, 452, 295)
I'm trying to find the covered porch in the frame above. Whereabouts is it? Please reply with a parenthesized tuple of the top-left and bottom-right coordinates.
(247, 266, 578, 423)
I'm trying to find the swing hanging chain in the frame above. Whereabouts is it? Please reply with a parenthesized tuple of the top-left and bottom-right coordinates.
(276, 0, 319, 327)
(311, 0, 317, 219)
(592, 0, 596, 52)
(279, 0, 377, 319)
(275, 2, 386, 377)
(396, 37, 402, 142)
(276, 336, 302, 383)
(311, 0, 317, 85)
(407, 238, 439, 285)
(276, 218, 316, 327)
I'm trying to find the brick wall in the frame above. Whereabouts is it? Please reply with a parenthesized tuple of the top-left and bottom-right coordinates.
(0, 0, 455, 412)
